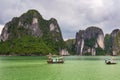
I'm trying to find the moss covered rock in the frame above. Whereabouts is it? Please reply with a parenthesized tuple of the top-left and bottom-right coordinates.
(0, 9, 65, 55)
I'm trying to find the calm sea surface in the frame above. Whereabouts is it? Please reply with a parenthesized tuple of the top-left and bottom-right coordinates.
(0, 56, 120, 80)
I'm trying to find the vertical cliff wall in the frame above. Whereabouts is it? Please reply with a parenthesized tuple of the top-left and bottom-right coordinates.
(75, 26, 104, 55)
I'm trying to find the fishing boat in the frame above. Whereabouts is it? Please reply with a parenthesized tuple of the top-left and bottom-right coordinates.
(47, 53, 64, 64)
(105, 58, 117, 64)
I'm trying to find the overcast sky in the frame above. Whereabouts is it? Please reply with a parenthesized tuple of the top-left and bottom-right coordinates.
(0, 0, 120, 40)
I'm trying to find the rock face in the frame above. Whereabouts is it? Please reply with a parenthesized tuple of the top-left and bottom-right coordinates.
(1, 10, 63, 41)
(110, 29, 120, 55)
(49, 18, 63, 42)
(75, 30, 84, 55)
(59, 49, 69, 56)
(0, 24, 9, 41)
(75, 26, 104, 55)
(1, 11, 42, 41)
(0, 9, 65, 55)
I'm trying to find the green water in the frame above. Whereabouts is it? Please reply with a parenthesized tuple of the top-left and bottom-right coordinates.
(0, 56, 120, 80)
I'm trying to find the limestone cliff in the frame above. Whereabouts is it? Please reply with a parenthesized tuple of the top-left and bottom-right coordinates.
(1, 10, 42, 41)
(0, 9, 65, 55)
(1, 10, 63, 41)
(75, 30, 84, 55)
(75, 26, 104, 55)
(110, 29, 120, 55)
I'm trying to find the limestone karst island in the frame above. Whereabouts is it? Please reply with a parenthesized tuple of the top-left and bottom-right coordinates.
(0, 9, 120, 56)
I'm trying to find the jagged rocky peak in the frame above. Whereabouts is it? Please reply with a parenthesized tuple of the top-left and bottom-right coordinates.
(0, 9, 63, 43)
(49, 18, 60, 32)
(17, 9, 43, 37)
(0, 9, 44, 41)
(0, 9, 63, 42)
(111, 29, 119, 38)
(84, 27, 103, 39)
(110, 29, 120, 55)
(20, 9, 43, 19)
(0, 9, 65, 55)
(75, 26, 104, 55)
(84, 27, 104, 49)
(18, 9, 43, 27)
(1, 24, 10, 41)
(49, 18, 63, 41)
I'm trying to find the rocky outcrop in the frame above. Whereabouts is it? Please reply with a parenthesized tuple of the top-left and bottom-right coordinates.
(0, 10, 63, 42)
(59, 49, 69, 56)
(0, 9, 65, 55)
(0, 24, 9, 41)
(1, 10, 42, 41)
(75, 30, 84, 55)
(110, 29, 120, 55)
(75, 26, 104, 55)
(49, 18, 63, 42)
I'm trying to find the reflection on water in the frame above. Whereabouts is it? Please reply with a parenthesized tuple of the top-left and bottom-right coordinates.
(0, 56, 119, 61)
(64, 56, 119, 61)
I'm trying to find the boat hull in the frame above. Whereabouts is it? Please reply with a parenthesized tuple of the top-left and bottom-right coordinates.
(47, 61, 64, 64)
(105, 59, 117, 65)
(106, 62, 116, 64)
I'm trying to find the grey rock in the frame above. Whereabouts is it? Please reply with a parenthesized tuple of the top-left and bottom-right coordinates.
(75, 30, 84, 55)
(1, 24, 9, 41)
(49, 18, 63, 42)
(59, 49, 69, 56)
(0, 9, 64, 55)
(110, 29, 120, 55)
(75, 26, 104, 55)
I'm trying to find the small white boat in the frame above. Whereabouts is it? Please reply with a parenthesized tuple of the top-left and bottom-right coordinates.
(47, 53, 64, 64)
(105, 58, 117, 64)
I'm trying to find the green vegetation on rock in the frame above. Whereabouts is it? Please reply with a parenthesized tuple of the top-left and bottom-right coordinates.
(0, 36, 55, 55)
(65, 39, 75, 55)
(96, 47, 105, 55)
(104, 34, 112, 55)
(84, 38, 96, 48)
(0, 9, 65, 55)
(113, 31, 120, 55)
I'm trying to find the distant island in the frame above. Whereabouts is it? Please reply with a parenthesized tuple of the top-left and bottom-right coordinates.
(0, 9, 120, 56)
